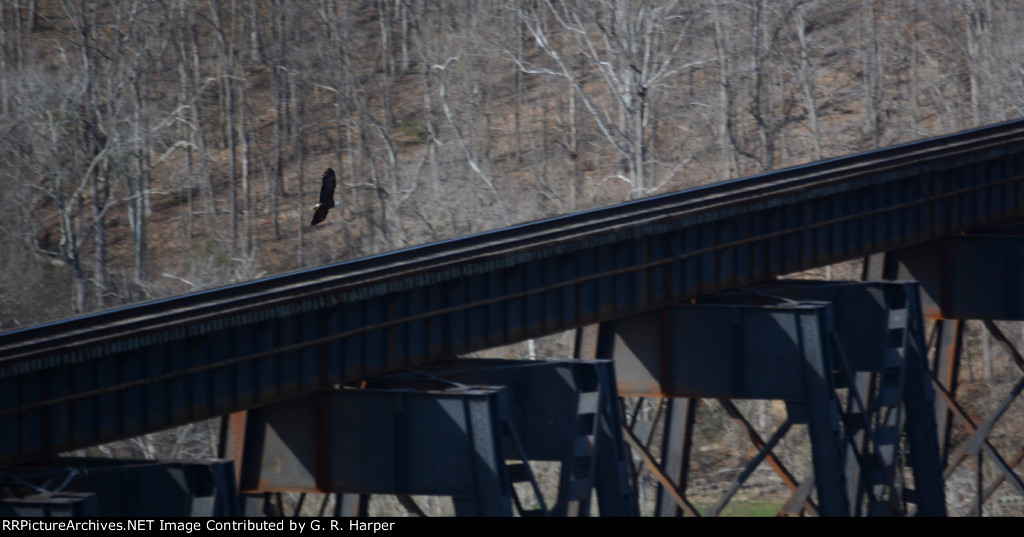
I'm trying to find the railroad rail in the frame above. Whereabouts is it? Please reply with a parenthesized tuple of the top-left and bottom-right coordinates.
(2, 118, 1024, 466)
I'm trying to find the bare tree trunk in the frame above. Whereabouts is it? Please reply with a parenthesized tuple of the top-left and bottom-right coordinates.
(749, 0, 775, 171)
(377, 0, 396, 129)
(272, 72, 284, 238)
(92, 157, 109, 307)
(513, 15, 524, 163)
(81, 0, 107, 305)
(397, 0, 409, 72)
(187, 3, 216, 236)
(712, 1, 740, 179)
(248, 0, 264, 64)
(961, 0, 994, 127)
(794, 3, 822, 161)
(909, 6, 920, 134)
(295, 79, 307, 266)
(172, 4, 196, 243)
(128, 0, 152, 284)
(211, 0, 239, 256)
(240, 84, 252, 254)
(564, 83, 580, 210)
(0, 5, 8, 116)
(863, 0, 883, 148)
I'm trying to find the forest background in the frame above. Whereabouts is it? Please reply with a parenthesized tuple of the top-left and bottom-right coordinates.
(1, 0, 1023, 515)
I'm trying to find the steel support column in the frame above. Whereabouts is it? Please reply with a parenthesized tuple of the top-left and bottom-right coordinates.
(887, 231, 1024, 515)
(653, 398, 697, 517)
(792, 307, 849, 517)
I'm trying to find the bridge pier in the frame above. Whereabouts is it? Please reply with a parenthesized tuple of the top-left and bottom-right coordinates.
(599, 281, 945, 516)
(886, 229, 1024, 516)
(232, 359, 631, 517)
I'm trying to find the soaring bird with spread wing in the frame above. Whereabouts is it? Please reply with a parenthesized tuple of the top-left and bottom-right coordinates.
(310, 168, 339, 226)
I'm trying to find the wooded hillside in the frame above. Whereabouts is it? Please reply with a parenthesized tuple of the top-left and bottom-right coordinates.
(2, 0, 1023, 328)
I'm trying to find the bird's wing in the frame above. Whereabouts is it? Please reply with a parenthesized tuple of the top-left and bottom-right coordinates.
(311, 206, 330, 226)
(318, 168, 337, 206)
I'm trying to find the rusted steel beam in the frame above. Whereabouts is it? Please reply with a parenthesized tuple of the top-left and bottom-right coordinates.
(931, 381, 1024, 497)
(889, 232, 1024, 320)
(620, 425, 701, 517)
(217, 411, 248, 490)
(716, 399, 809, 508)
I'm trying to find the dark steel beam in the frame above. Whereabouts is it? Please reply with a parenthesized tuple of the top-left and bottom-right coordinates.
(931, 320, 963, 467)
(240, 386, 514, 516)
(888, 231, 1024, 319)
(0, 492, 97, 517)
(654, 398, 697, 517)
(0, 458, 240, 516)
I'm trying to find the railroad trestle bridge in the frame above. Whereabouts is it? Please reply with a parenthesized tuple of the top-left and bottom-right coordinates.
(4, 120, 1024, 516)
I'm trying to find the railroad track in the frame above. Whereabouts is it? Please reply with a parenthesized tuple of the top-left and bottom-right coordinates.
(5, 118, 1024, 364)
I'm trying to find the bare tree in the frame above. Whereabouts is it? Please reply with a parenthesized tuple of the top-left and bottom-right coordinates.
(515, 0, 708, 198)
(2, 0, 1024, 327)
(793, 2, 822, 161)
(23, 85, 108, 313)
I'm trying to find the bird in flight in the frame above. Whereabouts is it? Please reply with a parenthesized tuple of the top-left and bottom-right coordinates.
(310, 168, 339, 226)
